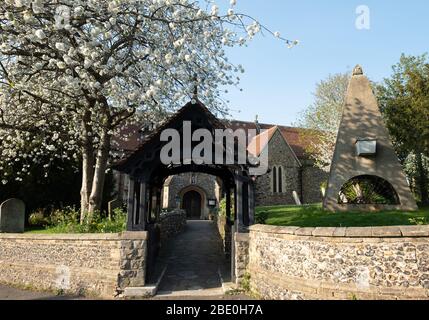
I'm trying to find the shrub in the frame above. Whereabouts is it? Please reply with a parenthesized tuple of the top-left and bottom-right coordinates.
(28, 209, 49, 227)
(255, 211, 269, 224)
(48, 207, 79, 226)
(36, 207, 127, 234)
(219, 195, 234, 218)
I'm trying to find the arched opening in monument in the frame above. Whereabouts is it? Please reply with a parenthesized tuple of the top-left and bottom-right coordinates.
(338, 175, 400, 205)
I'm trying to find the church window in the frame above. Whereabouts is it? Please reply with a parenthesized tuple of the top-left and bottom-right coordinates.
(272, 167, 277, 193)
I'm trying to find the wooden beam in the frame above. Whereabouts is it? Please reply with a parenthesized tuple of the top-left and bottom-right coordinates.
(126, 176, 135, 231)
(235, 178, 243, 231)
(248, 182, 255, 226)
(138, 181, 147, 230)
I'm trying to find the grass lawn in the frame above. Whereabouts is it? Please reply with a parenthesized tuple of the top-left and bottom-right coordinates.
(25, 226, 69, 234)
(256, 204, 429, 227)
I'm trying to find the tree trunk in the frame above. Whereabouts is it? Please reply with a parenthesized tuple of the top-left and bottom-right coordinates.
(416, 152, 429, 205)
(88, 131, 111, 215)
(80, 149, 94, 223)
(79, 111, 95, 223)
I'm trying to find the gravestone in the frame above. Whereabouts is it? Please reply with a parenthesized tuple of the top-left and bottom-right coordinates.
(108, 198, 123, 219)
(292, 191, 302, 205)
(0, 198, 25, 233)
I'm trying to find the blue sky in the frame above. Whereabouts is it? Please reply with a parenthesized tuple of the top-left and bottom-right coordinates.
(217, 0, 429, 126)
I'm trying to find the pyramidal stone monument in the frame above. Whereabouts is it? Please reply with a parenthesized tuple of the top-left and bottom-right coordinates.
(323, 65, 418, 212)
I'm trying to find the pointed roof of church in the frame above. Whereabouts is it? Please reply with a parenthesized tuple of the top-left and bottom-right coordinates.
(247, 126, 279, 156)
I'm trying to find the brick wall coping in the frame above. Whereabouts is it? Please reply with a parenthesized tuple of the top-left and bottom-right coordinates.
(249, 224, 429, 238)
(0, 231, 148, 241)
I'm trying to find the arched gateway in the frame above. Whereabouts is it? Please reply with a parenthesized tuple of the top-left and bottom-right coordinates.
(114, 98, 257, 283)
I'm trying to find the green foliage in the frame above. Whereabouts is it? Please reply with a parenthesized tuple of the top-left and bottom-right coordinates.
(0, 158, 82, 215)
(409, 217, 429, 225)
(239, 272, 251, 292)
(295, 72, 350, 169)
(255, 211, 269, 224)
(378, 54, 429, 157)
(377, 54, 429, 204)
(218, 195, 234, 218)
(27, 207, 126, 234)
(28, 209, 49, 227)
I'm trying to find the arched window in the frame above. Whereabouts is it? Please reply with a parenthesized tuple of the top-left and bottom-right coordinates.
(278, 166, 283, 193)
(272, 166, 277, 193)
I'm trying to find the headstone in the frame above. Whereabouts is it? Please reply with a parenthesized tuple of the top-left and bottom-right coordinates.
(108, 198, 123, 220)
(323, 65, 418, 212)
(320, 186, 326, 197)
(292, 191, 302, 206)
(0, 198, 25, 233)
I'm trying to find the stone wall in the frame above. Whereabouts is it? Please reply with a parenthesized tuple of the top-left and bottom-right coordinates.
(0, 232, 147, 298)
(159, 209, 186, 242)
(216, 216, 232, 257)
(234, 232, 250, 283)
(248, 224, 429, 300)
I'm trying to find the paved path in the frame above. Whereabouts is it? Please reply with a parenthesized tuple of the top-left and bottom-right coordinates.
(155, 220, 232, 298)
(0, 285, 82, 300)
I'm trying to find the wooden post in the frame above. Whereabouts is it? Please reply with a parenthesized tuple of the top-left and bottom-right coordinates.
(226, 185, 231, 222)
(138, 181, 147, 230)
(126, 177, 135, 231)
(155, 188, 162, 222)
(235, 178, 243, 232)
(248, 182, 255, 225)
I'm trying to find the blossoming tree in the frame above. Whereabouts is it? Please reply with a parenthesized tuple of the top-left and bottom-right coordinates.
(0, 0, 297, 219)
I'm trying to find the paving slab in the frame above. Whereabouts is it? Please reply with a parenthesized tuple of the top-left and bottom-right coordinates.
(154, 220, 234, 298)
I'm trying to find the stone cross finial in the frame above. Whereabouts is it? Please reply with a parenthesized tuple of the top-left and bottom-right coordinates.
(353, 65, 364, 76)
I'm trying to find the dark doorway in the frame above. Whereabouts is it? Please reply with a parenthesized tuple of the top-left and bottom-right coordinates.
(182, 190, 202, 219)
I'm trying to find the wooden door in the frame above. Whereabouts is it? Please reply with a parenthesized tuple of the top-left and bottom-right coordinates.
(182, 191, 202, 219)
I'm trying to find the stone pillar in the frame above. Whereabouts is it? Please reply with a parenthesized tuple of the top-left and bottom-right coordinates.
(126, 177, 135, 231)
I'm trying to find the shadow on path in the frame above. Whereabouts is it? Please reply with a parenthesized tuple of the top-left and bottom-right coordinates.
(155, 220, 230, 297)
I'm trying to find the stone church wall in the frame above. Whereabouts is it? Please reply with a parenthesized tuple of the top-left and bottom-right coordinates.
(164, 173, 219, 219)
(255, 130, 301, 207)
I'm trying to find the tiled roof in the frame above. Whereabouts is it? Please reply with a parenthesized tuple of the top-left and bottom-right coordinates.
(227, 120, 316, 159)
(113, 113, 317, 161)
